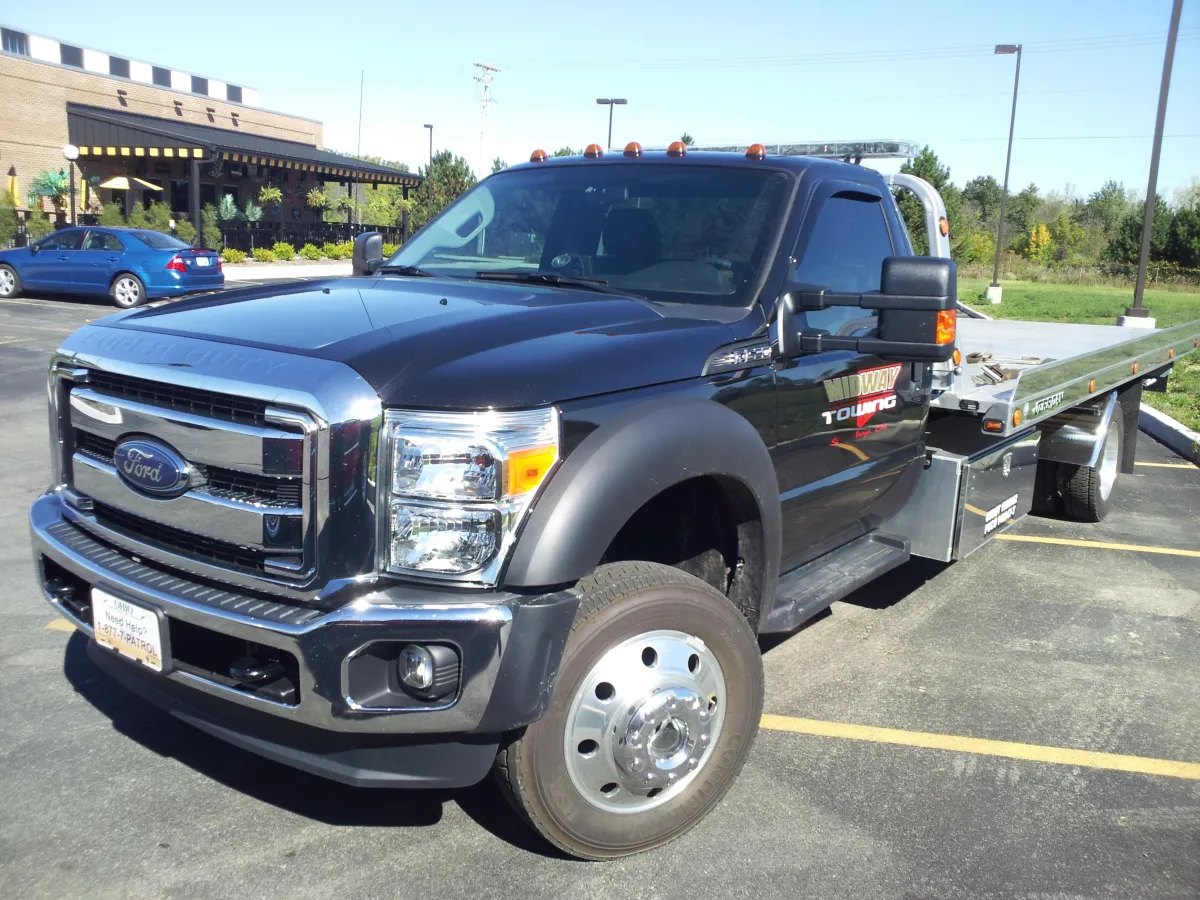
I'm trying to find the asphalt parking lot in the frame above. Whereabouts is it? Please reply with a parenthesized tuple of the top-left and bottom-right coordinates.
(2, 289, 1198, 900)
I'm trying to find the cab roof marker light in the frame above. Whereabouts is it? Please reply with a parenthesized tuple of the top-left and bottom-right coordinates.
(623, 141, 642, 157)
(745, 143, 766, 160)
(529, 149, 548, 163)
(667, 141, 687, 157)
(584, 144, 603, 159)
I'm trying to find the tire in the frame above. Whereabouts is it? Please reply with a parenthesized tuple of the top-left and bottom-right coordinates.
(0, 264, 20, 299)
(1061, 415, 1122, 522)
(495, 561, 763, 860)
(110, 273, 146, 309)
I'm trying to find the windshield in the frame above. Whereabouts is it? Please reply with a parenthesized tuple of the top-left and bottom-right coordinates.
(131, 230, 190, 250)
(388, 164, 792, 307)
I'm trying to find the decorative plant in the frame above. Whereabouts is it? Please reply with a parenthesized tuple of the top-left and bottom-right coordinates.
(0, 190, 16, 248)
(332, 194, 355, 224)
(98, 202, 125, 226)
(271, 241, 296, 261)
(299, 243, 321, 260)
(27, 170, 69, 211)
(217, 193, 240, 223)
(24, 213, 54, 241)
(252, 247, 275, 262)
(175, 220, 197, 244)
(221, 248, 247, 264)
(200, 203, 221, 250)
(258, 186, 283, 209)
(305, 187, 330, 219)
(242, 200, 263, 249)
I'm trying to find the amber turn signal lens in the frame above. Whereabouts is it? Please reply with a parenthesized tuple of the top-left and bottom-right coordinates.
(1088, 378, 1097, 392)
(1131, 362, 1139, 375)
(938, 217, 950, 236)
(624, 141, 643, 157)
(935, 309, 956, 345)
(746, 143, 766, 160)
(529, 149, 548, 163)
(1012, 409, 1023, 427)
(584, 143, 603, 159)
(983, 419, 1004, 433)
(507, 446, 557, 496)
(952, 348, 962, 366)
(667, 141, 687, 157)
(1168, 348, 1176, 359)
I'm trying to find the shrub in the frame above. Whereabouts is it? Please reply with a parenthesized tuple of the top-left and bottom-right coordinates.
(222, 248, 247, 264)
(272, 241, 296, 261)
(0, 190, 16, 248)
(320, 242, 340, 259)
(201, 203, 221, 250)
(252, 248, 275, 262)
(126, 205, 149, 229)
(175, 220, 196, 245)
(958, 231, 996, 266)
(97, 203, 125, 227)
(381, 242, 398, 257)
(24, 214, 54, 241)
(335, 241, 354, 259)
(299, 243, 321, 260)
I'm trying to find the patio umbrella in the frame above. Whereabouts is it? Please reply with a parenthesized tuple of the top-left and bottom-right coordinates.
(5, 167, 16, 207)
(98, 175, 163, 191)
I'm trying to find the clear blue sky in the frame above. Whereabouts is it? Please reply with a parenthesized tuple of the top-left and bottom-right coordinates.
(11, 0, 1198, 199)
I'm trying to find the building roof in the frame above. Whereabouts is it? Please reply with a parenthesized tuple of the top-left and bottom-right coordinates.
(66, 104, 419, 186)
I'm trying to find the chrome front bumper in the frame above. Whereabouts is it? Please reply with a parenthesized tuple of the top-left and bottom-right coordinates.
(31, 492, 577, 737)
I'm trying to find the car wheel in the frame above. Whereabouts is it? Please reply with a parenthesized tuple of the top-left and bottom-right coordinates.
(0, 264, 20, 299)
(495, 561, 763, 860)
(1060, 415, 1122, 522)
(110, 273, 146, 309)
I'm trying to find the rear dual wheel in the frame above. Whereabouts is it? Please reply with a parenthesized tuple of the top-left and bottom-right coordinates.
(1060, 415, 1123, 522)
(496, 561, 763, 860)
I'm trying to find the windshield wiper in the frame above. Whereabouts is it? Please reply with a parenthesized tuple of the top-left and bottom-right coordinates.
(473, 271, 641, 298)
(378, 264, 436, 277)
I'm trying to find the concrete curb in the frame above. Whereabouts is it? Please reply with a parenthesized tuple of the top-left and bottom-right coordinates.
(223, 262, 351, 282)
(1139, 403, 1200, 463)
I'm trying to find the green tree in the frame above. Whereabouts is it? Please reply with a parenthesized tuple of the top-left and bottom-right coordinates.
(959, 231, 996, 265)
(1004, 183, 1040, 247)
(1048, 213, 1086, 259)
(491, 157, 507, 174)
(98, 203, 124, 226)
(200, 203, 221, 249)
(1022, 222, 1055, 262)
(0, 189, 17, 247)
(1080, 181, 1129, 239)
(552, 147, 578, 158)
(680, 133, 695, 146)
(897, 146, 965, 257)
(1105, 196, 1171, 264)
(962, 175, 1003, 228)
(411, 150, 478, 230)
(24, 214, 54, 241)
(1165, 205, 1200, 268)
(217, 193, 240, 223)
(27, 170, 69, 210)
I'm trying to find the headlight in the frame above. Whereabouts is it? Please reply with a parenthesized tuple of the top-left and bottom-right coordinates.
(381, 408, 559, 582)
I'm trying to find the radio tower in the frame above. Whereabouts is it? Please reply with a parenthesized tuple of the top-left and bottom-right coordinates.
(473, 62, 500, 177)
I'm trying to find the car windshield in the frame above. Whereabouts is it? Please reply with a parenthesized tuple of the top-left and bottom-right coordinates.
(130, 230, 190, 250)
(387, 164, 792, 307)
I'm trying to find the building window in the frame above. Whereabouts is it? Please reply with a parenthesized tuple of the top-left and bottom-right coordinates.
(60, 44, 84, 68)
(191, 75, 208, 95)
(1, 28, 29, 56)
(226, 84, 242, 104)
(109, 56, 130, 78)
(152, 66, 171, 87)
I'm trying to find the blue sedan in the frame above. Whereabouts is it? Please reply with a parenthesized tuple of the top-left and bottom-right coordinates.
(0, 226, 223, 308)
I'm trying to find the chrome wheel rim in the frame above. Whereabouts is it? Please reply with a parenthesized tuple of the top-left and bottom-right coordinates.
(1098, 418, 1120, 501)
(564, 629, 726, 814)
(0, 268, 14, 296)
(114, 277, 140, 307)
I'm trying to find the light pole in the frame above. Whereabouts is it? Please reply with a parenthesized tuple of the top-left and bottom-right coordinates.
(1124, 0, 1184, 327)
(988, 44, 1021, 304)
(62, 144, 79, 226)
(595, 98, 628, 150)
(423, 124, 433, 165)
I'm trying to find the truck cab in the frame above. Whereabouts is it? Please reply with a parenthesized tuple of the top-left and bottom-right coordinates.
(30, 143, 1199, 860)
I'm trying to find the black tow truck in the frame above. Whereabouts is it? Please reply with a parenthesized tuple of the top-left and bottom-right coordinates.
(31, 142, 1200, 859)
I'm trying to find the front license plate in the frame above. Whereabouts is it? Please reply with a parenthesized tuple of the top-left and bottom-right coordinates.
(92, 589, 165, 672)
(194, 257, 210, 267)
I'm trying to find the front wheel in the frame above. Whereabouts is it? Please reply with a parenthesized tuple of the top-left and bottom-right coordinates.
(110, 273, 146, 309)
(0, 264, 20, 299)
(495, 561, 763, 860)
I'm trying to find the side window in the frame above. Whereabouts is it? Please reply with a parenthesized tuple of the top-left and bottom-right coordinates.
(36, 231, 84, 251)
(794, 193, 894, 336)
(83, 232, 124, 252)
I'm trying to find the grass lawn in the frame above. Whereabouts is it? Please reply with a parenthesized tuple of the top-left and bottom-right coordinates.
(958, 277, 1200, 433)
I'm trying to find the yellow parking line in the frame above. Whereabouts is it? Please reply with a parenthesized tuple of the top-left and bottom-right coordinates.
(994, 533, 1200, 558)
(0, 336, 31, 345)
(44, 618, 76, 632)
(1135, 461, 1196, 469)
(759, 714, 1200, 780)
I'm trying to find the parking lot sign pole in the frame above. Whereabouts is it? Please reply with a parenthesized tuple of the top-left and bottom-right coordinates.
(1128, 0, 1184, 320)
(989, 44, 1021, 302)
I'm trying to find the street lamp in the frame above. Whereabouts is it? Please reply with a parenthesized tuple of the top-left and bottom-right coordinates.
(423, 124, 433, 165)
(988, 44, 1021, 304)
(62, 143, 79, 226)
(595, 99, 628, 150)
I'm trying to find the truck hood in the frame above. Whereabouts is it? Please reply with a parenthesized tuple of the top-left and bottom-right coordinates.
(99, 277, 738, 408)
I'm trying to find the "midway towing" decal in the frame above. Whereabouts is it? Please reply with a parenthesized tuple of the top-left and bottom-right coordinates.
(821, 363, 903, 427)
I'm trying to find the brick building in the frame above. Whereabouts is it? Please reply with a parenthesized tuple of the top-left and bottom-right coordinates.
(1, 24, 417, 241)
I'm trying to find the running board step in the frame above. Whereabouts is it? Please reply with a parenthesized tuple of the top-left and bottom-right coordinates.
(760, 533, 911, 634)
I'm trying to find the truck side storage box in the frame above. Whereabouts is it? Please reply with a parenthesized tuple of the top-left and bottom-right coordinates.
(889, 430, 1041, 562)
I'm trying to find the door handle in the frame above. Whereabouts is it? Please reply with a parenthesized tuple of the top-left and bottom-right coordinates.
(59, 255, 70, 260)
(107, 256, 121, 261)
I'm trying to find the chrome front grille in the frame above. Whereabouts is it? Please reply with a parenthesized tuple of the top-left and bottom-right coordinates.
(46, 329, 383, 605)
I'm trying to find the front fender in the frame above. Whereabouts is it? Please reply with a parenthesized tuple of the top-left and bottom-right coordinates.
(503, 396, 781, 611)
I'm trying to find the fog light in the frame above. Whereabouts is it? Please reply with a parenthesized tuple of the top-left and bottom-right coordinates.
(399, 644, 435, 691)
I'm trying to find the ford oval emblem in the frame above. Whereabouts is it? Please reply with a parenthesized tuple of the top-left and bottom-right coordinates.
(113, 438, 191, 498)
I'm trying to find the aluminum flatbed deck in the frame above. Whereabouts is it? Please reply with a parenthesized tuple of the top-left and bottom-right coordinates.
(932, 317, 1200, 436)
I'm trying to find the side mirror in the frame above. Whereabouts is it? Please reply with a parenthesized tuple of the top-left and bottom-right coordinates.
(777, 256, 957, 362)
(28, 243, 39, 254)
(352, 231, 384, 276)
